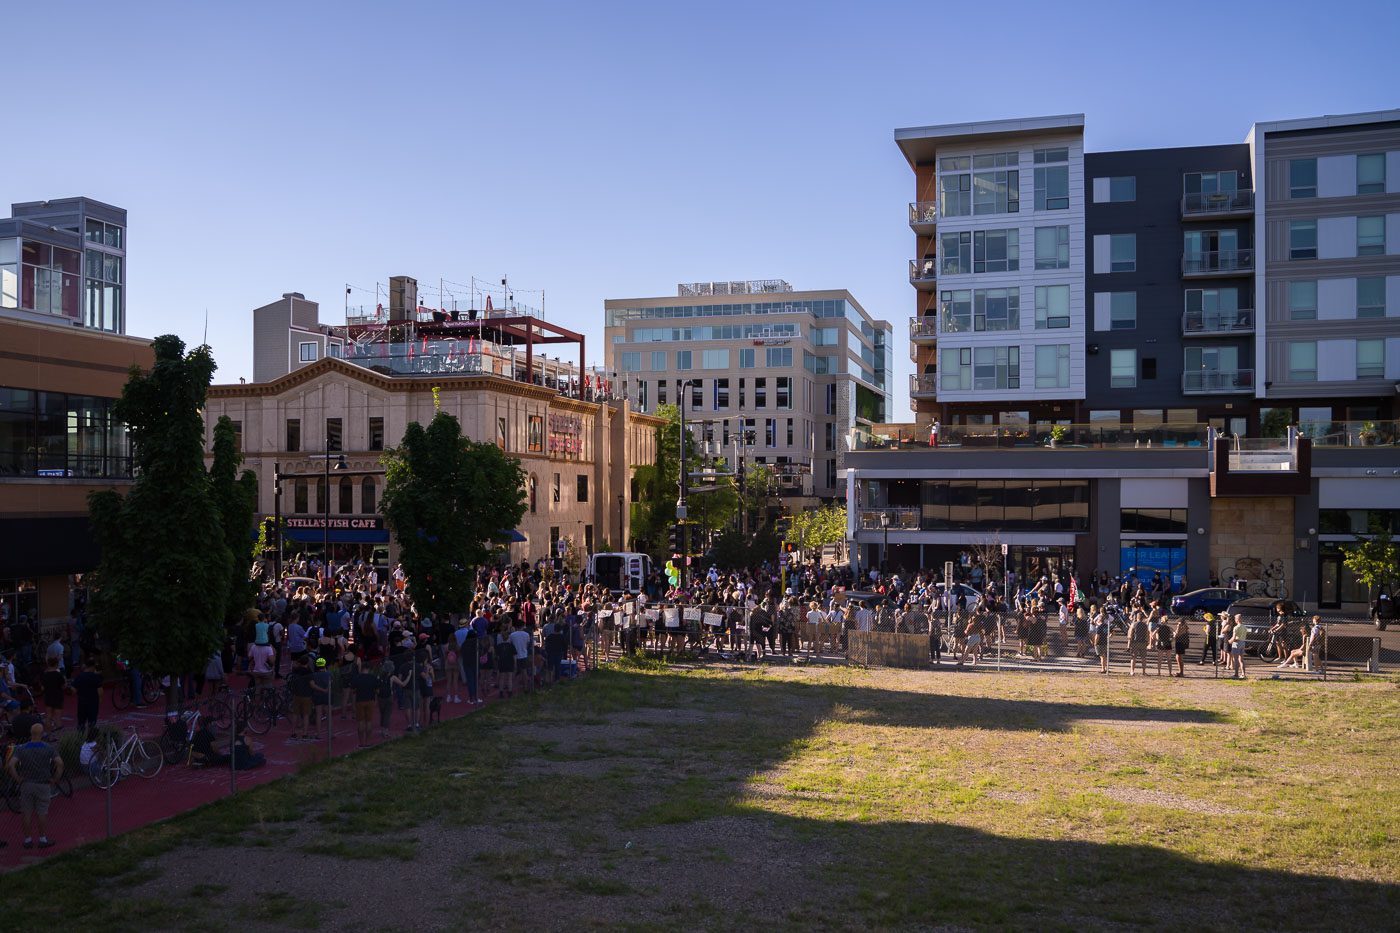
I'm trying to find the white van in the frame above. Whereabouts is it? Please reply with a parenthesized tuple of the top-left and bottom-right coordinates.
(587, 552, 652, 594)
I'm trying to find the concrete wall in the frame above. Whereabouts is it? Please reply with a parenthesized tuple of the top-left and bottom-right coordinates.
(1209, 496, 1294, 598)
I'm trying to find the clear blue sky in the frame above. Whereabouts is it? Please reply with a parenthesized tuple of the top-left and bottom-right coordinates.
(6, 0, 1397, 413)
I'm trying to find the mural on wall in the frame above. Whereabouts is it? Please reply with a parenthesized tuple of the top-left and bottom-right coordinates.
(1219, 557, 1288, 598)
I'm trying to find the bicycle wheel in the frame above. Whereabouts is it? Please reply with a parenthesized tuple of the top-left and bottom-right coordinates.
(245, 699, 272, 735)
(142, 679, 165, 706)
(205, 697, 231, 731)
(132, 740, 164, 778)
(89, 748, 118, 790)
(112, 680, 132, 711)
(158, 734, 186, 765)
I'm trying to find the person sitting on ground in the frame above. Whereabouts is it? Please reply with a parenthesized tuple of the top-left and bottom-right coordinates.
(190, 721, 226, 767)
(232, 721, 266, 769)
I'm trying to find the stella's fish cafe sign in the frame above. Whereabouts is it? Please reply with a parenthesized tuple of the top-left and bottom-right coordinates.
(285, 517, 385, 530)
(549, 414, 583, 455)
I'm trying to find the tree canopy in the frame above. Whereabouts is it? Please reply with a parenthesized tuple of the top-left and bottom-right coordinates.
(209, 415, 259, 625)
(378, 410, 527, 614)
(87, 335, 233, 675)
(783, 504, 847, 551)
(1342, 524, 1399, 596)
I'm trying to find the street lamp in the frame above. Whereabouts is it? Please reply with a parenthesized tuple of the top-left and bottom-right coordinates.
(879, 509, 890, 575)
(677, 378, 696, 588)
(617, 493, 624, 551)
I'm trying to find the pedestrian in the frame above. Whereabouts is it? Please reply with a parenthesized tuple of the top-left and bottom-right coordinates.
(350, 659, 379, 748)
(71, 658, 103, 731)
(7, 721, 62, 849)
(1230, 613, 1248, 679)
(1127, 612, 1148, 676)
(1172, 616, 1190, 677)
(40, 657, 67, 736)
(1198, 613, 1219, 666)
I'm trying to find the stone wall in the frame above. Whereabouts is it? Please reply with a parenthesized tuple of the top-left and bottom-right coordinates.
(1208, 497, 1294, 598)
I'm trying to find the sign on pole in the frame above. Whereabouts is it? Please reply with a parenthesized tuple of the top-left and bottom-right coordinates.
(1001, 543, 1008, 556)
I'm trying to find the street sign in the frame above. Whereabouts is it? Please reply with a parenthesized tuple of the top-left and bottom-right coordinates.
(556, 538, 567, 557)
(943, 560, 954, 583)
(1001, 543, 1008, 556)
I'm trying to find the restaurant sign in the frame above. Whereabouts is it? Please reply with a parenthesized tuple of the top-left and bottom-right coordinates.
(285, 516, 385, 531)
(549, 414, 583, 455)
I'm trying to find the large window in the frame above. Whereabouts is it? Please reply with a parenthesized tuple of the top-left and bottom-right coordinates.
(293, 479, 308, 513)
(362, 477, 376, 513)
(1035, 284, 1070, 329)
(1288, 341, 1317, 382)
(973, 165, 1019, 214)
(1357, 339, 1385, 378)
(939, 289, 972, 333)
(940, 169, 972, 217)
(919, 478, 1088, 531)
(285, 418, 300, 452)
(1184, 171, 1237, 196)
(577, 474, 589, 503)
(1106, 176, 1136, 201)
(1357, 216, 1385, 256)
(619, 352, 640, 371)
(1357, 153, 1386, 194)
(299, 342, 318, 362)
(1289, 221, 1317, 260)
(713, 378, 729, 409)
(973, 346, 1019, 390)
(1109, 234, 1136, 272)
(1289, 281, 1317, 320)
(1034, 225, 1069, 270)
(941, 347, 971, 391)
(1110, 349, 1137, 388)
(739, 348, 754, 368)
(0, 388, 132, 479)
(651, 350, 666, 371)
(1121, 508, 1187, 534)
(1357, 277, 1385, 318)
(765, 347, 793, 367)
(368, 417, 384, 451)
(701, 349, 730, 369)
(1035, 344, 1070, 388)
(1109, 291, 1136, 330)
(973, 288, 1019, 331)
(1034, 148, 1070, 210)
(776, 376, 792, 409)
(326, 418, 342, 451)
(973, 228, 1019, 272)
(676, 350, 692, 370)
(754, 378, 766, 408)
(1289, 159, 1317, 199)
(941, 231, 971, 275)
(338, 477, 353, 514)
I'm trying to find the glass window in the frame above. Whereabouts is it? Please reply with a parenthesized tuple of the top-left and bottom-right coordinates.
(691, 381, 703, 409)
(1035, 344, 1071, 388)
(739, 348, 754, 368)
(1186, 287, 1240, 313)
(1034, 147, 1068, 164)
(651, 350, 666, 371)
(1357, 339, 1384, 378)
(293, 479, 308, 513)
(1289, 281, 1317, 320)
(755, 378, 766, 408)
(939, 289, 972, 333)
(85, 219, 104, 243)
(619, 352, 640, 371)
(367, 416, 383, 451)
(973, 228, 1018, 272)
(1288, 342, 1317, 381)
(1109, 234, 1136, 272)
(577, 474, 589, 503)
(973, 288, 1019, 331)
(1183, 171, 1238, 195)
(972, 346, 1019, 389)
(1110, 349, 1136, 388)
(940, 172, 972, 217)
(286, 419, 301, 452)
(973, 170, 1019, 214)
(326, 418, 342, 451)
(1108, 176, 1136, 201)
(1110, 292, 1136, 329)
(338, 477, 353, 514)
(552, 473, 561, 503)
(973, 151, 1017, 168)
(1357, 277, 1385, 318)
(1289, 159, 1317, 198)
(1356, 153, 1385, 194)
(1034, 165, 1069, 210)
(362, 477, 376, 513)
(1034, 226, 1070, 270)
(714, 378, 729, 410)
(941, 347, 971, 391)
(776, 377, 792, 409)
(1357, 216, 1385, 256)
(299, 342, 317, 362)
(1035, 285, 1070, 329)
(941, 156, 970, 171)
(701, 349, 729, 369)
(676, 350, 692, 370)
(940, 231, 971, 275)
(104, 224, 123, 249)
(1289, 221, 1317, 260)
(765, 347, 792, 367)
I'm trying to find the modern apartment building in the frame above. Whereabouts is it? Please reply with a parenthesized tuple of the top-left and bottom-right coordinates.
(846, 110, 1400, 610)
(0, 197, 151, 630)
(603, 281, 892, 505)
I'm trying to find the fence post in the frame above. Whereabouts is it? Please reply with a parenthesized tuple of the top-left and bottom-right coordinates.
(326, 669, 334, 759)
(105, 750, 113, 837)
(230, 710, 237, 795)
(1370, 637, 1381, 674)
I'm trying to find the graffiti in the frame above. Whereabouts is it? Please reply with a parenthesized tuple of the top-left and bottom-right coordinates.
(1219, 557, 1288, 598)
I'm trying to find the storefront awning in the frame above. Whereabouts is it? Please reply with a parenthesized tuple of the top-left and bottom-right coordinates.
(496, 528, 527, 543)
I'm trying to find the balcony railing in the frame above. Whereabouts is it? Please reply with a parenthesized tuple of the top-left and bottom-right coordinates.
(909, 316, 938, 342)
(1182, 308, 1255, 336)
(908, 201, 938, 230)
(851, 422, 1210, 451)
(343, 342, 622, 401)
(909, 258, 937, 288)
(1299, 420, 1400, 447)
(1181, 190, 1254, 217)
(1181, 369, 1254, 394)
(909, 373, 938, 398)
(857, 507, 922, 531)
(1182, 248, 1253, 276)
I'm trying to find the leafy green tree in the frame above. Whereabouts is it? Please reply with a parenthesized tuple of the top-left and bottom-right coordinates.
(1260, 408, 1292, 439)
(784, 504, 847, 551)
(209, 415, 259, 624)
(379, 410, 527, 615)
(87, 336, 231, 676)
(631, 403, 685, 556)
(1342, 523, 1400, 599)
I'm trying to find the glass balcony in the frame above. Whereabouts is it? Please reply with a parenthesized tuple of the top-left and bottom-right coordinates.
(908, 201, 938, 233)
(1182, 308, 1254, 336)
(857, 507, 922, 531)
(1300, 420, 1400, 447)
(1181, 369, 1253, 394)
(909, 316, 938, 343)
(1181, 190, 1254, 219)
(849, 422, 1210, 451)
(909, 258, 937, 290)
(909, 373, 938, 398)
(1182, 249, 1253, 277)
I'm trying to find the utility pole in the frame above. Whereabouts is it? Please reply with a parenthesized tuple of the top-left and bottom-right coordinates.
(677, 379, 692, 590)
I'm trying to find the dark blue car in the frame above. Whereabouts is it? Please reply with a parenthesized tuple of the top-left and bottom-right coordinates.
(1170, 587, 1241, 619)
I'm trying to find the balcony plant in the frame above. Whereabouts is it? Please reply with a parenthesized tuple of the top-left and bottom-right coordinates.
(1359, 422, 1378, 446)
(1048, 424, 1068, 448)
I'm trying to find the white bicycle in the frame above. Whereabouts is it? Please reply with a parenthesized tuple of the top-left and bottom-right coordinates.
(91, 725, 163, 788)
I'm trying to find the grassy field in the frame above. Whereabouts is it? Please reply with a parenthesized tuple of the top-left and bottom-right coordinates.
(6, 660, 1399, 932)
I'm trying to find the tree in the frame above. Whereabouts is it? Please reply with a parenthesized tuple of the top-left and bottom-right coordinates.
(630, 403, 684, 557)
(379, 410, 527, 615)
(783, 504, 847, 552)
(1261, 408, 1291, 439)
(1342, 524, 1400, 599)
(209, 415, 259, 624)
(87, 336, 231, 676)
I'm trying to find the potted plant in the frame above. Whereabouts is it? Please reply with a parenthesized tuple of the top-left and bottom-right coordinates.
(1358, 422, 1378, 446)
(1049, 424, 1068, 448)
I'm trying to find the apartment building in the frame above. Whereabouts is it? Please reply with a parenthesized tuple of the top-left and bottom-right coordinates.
(603, 281, 892, 504)
(0, 197, 152, 630)
(846, 110, 1400, 609)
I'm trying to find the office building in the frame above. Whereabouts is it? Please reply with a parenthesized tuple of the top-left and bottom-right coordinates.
(604, 281, 893, 505)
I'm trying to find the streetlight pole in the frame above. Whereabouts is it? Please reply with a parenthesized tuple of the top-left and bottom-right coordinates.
(321, 436, 347, 585)
(880, 509, 890, 575)
(273, 462, 283, 580)
(677, 379, 692, 590)
(617, 493, 624, 551)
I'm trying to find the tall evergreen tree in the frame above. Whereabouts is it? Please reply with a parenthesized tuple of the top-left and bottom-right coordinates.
(209, 414, 259, 625)
(379, 410, 527, 615)
(87, 336, 231, 675)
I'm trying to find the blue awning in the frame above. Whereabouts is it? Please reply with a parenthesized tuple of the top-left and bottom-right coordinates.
(283, 527, 390, 544)
(496, 528, 527, 543)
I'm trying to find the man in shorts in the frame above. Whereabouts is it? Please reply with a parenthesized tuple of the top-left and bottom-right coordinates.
(6, 721, 62, 848)
(350, 659, 379, 748)
(286, 656, 314, 742)
(1230, 613, 1249, 679)
(1126, 613, 1148, 676)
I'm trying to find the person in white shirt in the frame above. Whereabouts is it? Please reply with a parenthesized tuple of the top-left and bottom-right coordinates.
(855, 603, 873, 633)
(806, 601, 827, 653)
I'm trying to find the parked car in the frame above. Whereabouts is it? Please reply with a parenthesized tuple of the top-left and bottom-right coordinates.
(1369, 589, 1399, 631)
(1170, 587, 1243, 620)
(1223, 596, 1306, 656)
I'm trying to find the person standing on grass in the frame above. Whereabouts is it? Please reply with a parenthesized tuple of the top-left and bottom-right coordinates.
(1308, 616, 1326, 675)
(508, 619, 532, 694)
(287, 655, 313, 742)
(350, 660, 379, 748)
(7, 721, 61, 849)
(1093, 606, 1110, 674)
(1230, 613, 1248, 679)
(1126, 611, 1148, 676)
(956, 611, 983, 666)
(1172, 616, 1191, 678)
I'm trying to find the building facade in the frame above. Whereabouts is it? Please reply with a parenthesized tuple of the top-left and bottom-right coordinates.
(207, 293, 661, 569)
(0, 197, 151, 630)
(604, 281, 892, 505)
(847, 110, 1400, 610)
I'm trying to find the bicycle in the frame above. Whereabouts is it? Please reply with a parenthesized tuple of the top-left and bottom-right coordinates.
(239, 684, 291, 735)
(111, 674, 164, 711)
(156, 707, 203, 765)
(91, 726, 163, 788)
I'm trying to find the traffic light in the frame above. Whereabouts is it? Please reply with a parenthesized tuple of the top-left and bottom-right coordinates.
(668, 523, 681, 556)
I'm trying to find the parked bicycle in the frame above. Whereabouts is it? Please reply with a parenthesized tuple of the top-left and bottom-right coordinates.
(111, 675, 164, 711)
(91, 726, 163, 788)
(156, 708, 203, 765)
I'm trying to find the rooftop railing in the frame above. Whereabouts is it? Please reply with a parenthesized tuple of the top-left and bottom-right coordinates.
(1299, 420, 1400, 447)
(851, 422, 1210, 451)
(342, 342, 621, 401)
